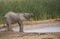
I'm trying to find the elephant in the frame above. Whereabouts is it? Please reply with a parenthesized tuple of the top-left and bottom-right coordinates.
(4, 11, 33, 32)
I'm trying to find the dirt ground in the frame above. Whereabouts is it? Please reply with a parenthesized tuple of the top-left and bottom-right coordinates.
(0, 31, 60, 39)
(0, 19, 60, 39)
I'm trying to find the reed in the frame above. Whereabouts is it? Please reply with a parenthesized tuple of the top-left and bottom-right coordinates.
(0, 0, 60, 23)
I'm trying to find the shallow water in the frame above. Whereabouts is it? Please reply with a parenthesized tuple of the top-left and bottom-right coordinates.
(12, 26, 60, 33)
(0, 26, 60, 33)
(0, 22, 60, 33)
(24, 27, 60, 33)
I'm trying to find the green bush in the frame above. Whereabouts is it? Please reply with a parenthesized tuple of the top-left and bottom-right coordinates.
(0, 0, 60, 23)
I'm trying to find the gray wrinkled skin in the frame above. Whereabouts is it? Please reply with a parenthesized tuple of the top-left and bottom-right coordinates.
(4, 12, 33, 32)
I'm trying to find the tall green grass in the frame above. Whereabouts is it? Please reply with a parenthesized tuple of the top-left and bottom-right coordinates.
(0, 0, 60, 23)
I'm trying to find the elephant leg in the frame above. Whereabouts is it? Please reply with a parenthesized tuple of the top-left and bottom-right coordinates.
(5, 18, 12, 31)
(18, 20, 23, 32)
(6, 23, 12, 31)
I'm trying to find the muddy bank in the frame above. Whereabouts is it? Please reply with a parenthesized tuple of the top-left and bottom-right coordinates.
(0, 31, 60, 39)
(0, 20, 60, 29)
(0, 19, 60, 27)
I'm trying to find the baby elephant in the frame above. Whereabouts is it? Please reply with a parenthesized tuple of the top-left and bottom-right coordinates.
(4, 12, 33, 32)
